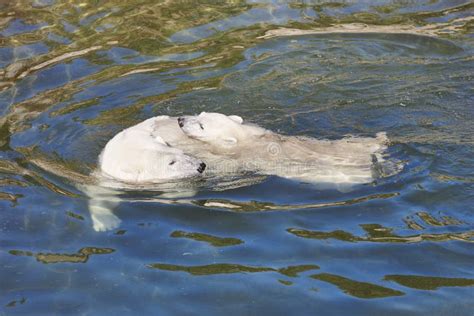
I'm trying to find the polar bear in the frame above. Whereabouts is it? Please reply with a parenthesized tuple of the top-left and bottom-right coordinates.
(176, 112, 396, 184)
(98, 117, 206, 183)
(177, 113, 259, 148)
(86, 118, 206, 231)
(86, 112, 398, 231)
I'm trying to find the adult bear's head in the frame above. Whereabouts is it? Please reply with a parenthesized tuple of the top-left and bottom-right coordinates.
(99, 128, 206, 183)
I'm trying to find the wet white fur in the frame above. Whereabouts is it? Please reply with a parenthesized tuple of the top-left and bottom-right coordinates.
(160, 112, 390, 184)
(99, 119, 204, 183)
(89, 118, 204, 231)
(88, 112, 394, 231)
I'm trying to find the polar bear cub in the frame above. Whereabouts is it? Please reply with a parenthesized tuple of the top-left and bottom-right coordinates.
(99, 117, 206, 183)
(178, 112, 263, 147)
(177, 112, 394, 184)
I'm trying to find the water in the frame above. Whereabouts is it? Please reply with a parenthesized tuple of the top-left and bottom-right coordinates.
(1, 1, 474, 315)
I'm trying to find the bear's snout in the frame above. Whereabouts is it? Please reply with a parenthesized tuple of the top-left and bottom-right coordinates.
(178, 117, 185, 128)
(197, 162, 206, 173)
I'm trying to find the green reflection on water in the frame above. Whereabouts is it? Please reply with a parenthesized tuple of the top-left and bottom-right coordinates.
(278, 279, 293, 286)
(1, 0, 472, 135)
(9, 247, 115, 264)
(49, 97, 101, 118)
(66, 210, 85, 221)
(384, 275, 474, 290)
(288, 212, 474, 243)
(0, 0, 473, 313)
(278, 264, 320, 277)
(0, 177, 28, 187)
(0, 191, 21, 204)
(311, 273, 405, 299)
(289, 1, 474, 31)
(288, 229, 359, 242)
(1, 0, 261, 132)
(1, 0, 256, 72)
(288, 226, 474, 243)
(196, 192, 399, 212)
(170, 230, 243, 247)
(5, 297, 26, 308)
(148, 263, 275, 275)
(148, 263, 320, 277)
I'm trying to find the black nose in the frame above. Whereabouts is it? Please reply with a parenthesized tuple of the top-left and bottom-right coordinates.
(197, 162, 206, 173)
(178, 117, 185, 128)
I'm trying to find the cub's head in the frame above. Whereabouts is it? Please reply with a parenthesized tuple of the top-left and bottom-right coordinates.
(178, 112, 245, 147)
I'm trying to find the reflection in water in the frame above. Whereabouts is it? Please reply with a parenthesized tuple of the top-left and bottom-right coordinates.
(5, 297, 26, 308)
(86, 193, 402, 232)
(9, 247, 115, 264)
(404, 212, 466, 230)
(16, 45, 105, 80)
(278, 280, 293, 286)
(384, 275, 474, 290)
(0, 177, 28, 187)
(9, 147, 405, 232)
(170, 230, 243, 247)
(196, 192, 399, 212)
(148, 263, 319, 277)
(0, 155, 80, 199)
(148, 263, 275, 275)
(288, 212, 474, 243)
(0, 190, 21, 203)
(0, 0, 260, 133)
(1, 0, 474, 314)
(288, 227, 474, 243)
(65, 210, 85, 221)
(311, 273, 405, 299)
(259, 16, 474, 40)
(279, 265, 320, 277)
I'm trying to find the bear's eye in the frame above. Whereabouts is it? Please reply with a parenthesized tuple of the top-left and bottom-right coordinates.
(199, 123, 204, 130)
(169, 160, 176, 165)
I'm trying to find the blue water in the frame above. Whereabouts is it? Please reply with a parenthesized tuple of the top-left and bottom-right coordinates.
(1, 1, 473, 315)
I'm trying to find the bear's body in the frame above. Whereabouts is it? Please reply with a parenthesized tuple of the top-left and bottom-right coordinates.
(89, 112, 396, 231)
(148, 113, 390, 184)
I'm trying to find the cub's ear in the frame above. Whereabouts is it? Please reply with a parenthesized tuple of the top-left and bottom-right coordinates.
(221, 137, 238, 146)
(229, 115, 243, 124)
(199, 111, 207, 116)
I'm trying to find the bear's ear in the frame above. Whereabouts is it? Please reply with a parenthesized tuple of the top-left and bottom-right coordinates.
(221, 137, 238, 146)
(229, 115, 243, 124)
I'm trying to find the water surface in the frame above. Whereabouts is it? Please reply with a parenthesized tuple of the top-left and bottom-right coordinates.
(1, 1, 474, 315)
